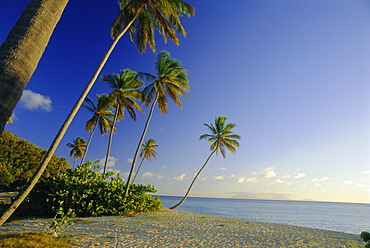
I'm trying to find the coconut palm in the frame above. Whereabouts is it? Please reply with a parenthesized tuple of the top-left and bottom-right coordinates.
(0, 0, 69, 134)
(0, 0, 194, 227)
(132, 139, 159, 184)
(67, 137, 87, 168)
(81, 95, 115, 165)
(101, 69, 144, 173)
(170, 116, 241, 209)
(124, 50, 189, 198)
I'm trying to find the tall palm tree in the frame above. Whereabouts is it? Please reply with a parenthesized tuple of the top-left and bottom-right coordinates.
(0, 0, 194, 227)
(170, 116, 241, 209)
(66, 137, 87, 168)
(0, 0, 69, 134)
(101, 69, 144, 173)
(124, 50, 189, 198)
(81, 95, 114, 165)
(132, 138, 159, 184)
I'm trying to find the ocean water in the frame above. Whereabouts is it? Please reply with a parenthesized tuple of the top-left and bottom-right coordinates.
(159, 196, 368, 235)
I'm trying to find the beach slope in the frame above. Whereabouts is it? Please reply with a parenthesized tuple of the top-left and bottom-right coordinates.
(1, 209, 363, 247)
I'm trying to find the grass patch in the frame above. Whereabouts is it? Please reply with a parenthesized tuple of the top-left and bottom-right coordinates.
(0, 232, 73, 248)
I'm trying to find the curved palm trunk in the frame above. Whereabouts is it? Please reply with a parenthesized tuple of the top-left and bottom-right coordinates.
(0, 0, 69, 133)
(0, 14, 139, 226)
(169, 149, 216, 210)
(132, 157, 145, 184)
(104, 106, 119, 174)
(123, 93, 159, 198)
(81, 120, 98, 165)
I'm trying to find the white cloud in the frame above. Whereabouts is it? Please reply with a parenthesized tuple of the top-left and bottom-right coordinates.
(258, 167, 277, 179)
(200, 176, 208, 181)
(209, 176, 224, 181)
(354, 184, 366, 188)
(161, 165, 167, 169)
(141, 171, 163, 180)
(229, 174, 236, 179)
(294, 173, 306, 179)
(312, 176, 330, 182)
(20, 90, 52, 112)
(237, 177, 258, 183)
(173, 174, 186, 181)
(98, 156, 118, 169)
(219, 168, 227, 170)
(126, 158, 133, 163)
(361, 170, 370, 175)
(236, 177, 246, 183)
(270, 179, 285, 184)
(344, 180, 353, 185)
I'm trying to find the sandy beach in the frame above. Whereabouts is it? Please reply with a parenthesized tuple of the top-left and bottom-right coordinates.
(1, 208, 363, 247)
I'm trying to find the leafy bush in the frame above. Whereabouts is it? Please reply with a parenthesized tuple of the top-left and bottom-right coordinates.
(16, 161, 163, 217)
(361, 231, 370, 248)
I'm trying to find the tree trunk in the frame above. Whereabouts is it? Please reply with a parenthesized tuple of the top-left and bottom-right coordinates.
(104, 105, 119, 174)
(81, 120, 98, 165)
(132, 157, 145, 184)
(123, 93, 159, 198)
(169, 149, 216, 210)
(0, 13, 139, 227)
(0, 0, 69, 134)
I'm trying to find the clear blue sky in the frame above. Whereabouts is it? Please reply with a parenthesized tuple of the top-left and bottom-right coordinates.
(1, 0, 369, 203)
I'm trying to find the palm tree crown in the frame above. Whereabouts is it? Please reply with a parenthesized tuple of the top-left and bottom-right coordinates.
(140, 138, 159, 160)
(200, 116, 241, 158)
(102, 69, 144, 121)
(142, 50, 189, 113)
(112, 0, 195, 53)
(66, 137, 87, 168)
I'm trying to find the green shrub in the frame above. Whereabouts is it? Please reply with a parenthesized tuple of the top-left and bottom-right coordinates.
(16, 161, 163, 217)
(361, 231, 370, 248)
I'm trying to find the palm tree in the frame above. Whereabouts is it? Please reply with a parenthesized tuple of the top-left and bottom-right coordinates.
(81, 95, 114, 165)
(124, 50, 189, 198)
(132, 138, 158, 184)
(170, 116, 241, 209)
(0, 0, 194, 227)
(0, 0, 69, 134)
(66, 137, 87, 168)
(101, 69, 144, 173)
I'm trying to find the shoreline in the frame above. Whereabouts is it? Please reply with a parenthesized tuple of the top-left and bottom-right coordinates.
(1, 208, 363, 247)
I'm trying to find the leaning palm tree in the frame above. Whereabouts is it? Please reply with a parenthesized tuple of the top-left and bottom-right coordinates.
(0, 0, 194, 227)
(132, 138, 159, 184)
(81, 95, 114, 164)
(101, 69, 144, 173)
(0, 0, 69, 134)
(124, 50, 189, 198)
(170, 116, 241, 209)
(66, 137, 87, 168)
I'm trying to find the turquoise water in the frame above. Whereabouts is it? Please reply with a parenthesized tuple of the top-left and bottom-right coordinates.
(159, 196, 368, 235)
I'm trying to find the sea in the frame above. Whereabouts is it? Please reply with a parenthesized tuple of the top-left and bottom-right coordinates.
(158, 196, 368, 235)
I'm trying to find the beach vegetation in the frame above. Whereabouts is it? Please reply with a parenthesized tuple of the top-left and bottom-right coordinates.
(81, 95, 115, 165)
(361, 231, 370, 248)
(0, 231, 73, 248)
(0, 0, 194, 227)
(101, 69, 144, 173)
(0, 130, 69, 189)
(132, 138, 159, 184)
(14, 161, 162, 218)
(66, 137, 87, 168)
(170, 115, 241, 209)
(124, 50, 189, 198)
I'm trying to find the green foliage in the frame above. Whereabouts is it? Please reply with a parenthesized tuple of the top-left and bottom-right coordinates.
(45, 208, 75, 236)
(17, 161, 162, 217)
(361, 232, 370, 248)
(0, 130, 69, 188)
